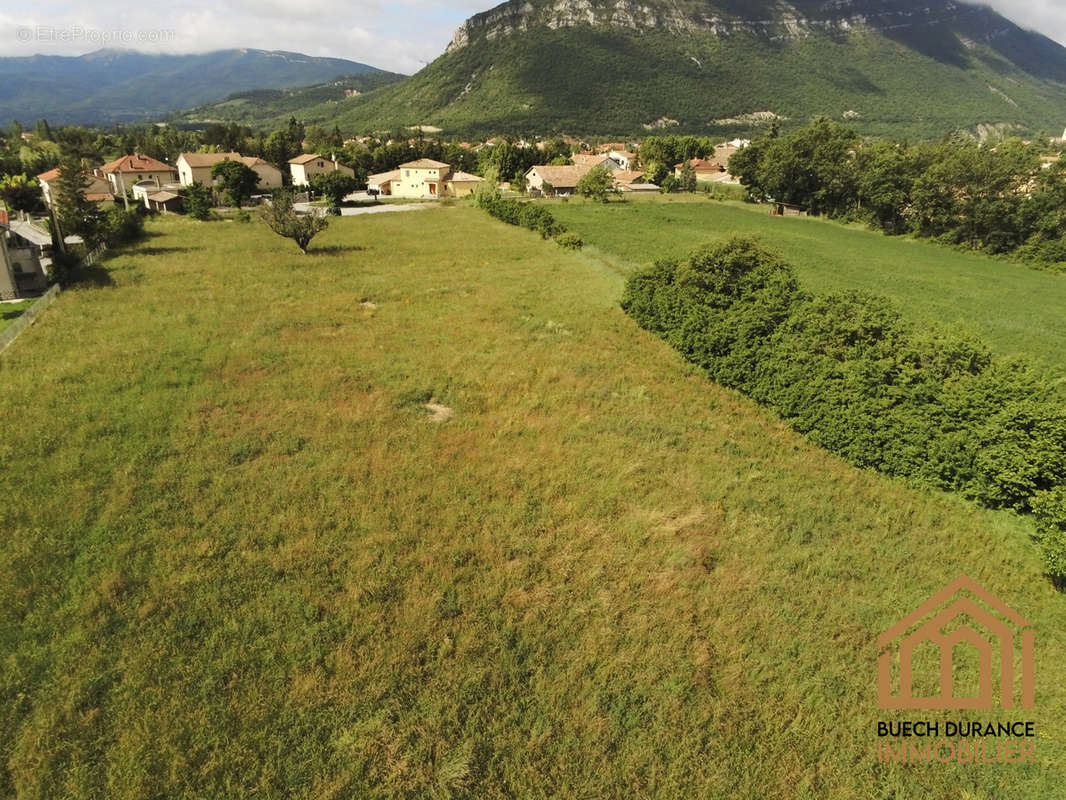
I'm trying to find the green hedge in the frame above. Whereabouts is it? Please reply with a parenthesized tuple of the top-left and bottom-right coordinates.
(622, 236, 1066, 579)
(477, 193, 569, 242)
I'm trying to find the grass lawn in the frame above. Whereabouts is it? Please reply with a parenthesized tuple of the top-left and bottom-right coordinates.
(1, 210, 1064, 798)
(0, 299, 35, 334)
(550, 195, 1066, 372)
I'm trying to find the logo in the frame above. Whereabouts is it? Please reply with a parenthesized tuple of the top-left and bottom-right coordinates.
(877, 574, 1034, 710)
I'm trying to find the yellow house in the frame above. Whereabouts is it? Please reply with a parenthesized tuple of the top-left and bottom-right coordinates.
(393, 159, 451, 198)
(444, 171, 483, 198)
(177, 153, 283, 190)
(288, 154, 355, 187)
(176, 152, 242, 186)
(385, 160, 483, 199)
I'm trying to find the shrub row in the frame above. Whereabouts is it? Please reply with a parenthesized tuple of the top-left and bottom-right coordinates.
(621, 236, 1066, 579)
(477, 193, 582, 250)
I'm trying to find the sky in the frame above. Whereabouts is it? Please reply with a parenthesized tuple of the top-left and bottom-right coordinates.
(0, 1, 1065, 75)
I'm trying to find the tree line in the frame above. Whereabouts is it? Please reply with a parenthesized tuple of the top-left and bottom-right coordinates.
(622, 236, 1066, 581)
(730, 119, 1066, 271)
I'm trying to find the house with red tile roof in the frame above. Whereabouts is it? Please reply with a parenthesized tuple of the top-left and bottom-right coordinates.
(37, 168, 113, 208)
(99, 154, 177, 196)
(674, 158, 726, 181)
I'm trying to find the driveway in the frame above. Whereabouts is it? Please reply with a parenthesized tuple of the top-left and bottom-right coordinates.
(293, 201, 431, 217)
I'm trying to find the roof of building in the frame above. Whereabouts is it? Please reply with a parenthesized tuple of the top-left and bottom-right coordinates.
(444, 171, 483, 183)
(527, 164, 594, 187)
(148, 191, 182, 202)
(398, 159, 451, 170)
(289, 153, 334, 165)
(37, 168, 60, 182)
(178, 152, 243, 168)
(239, 156, 279, 170)
(100, 154, 174, 174)
(368, 169, 401, 184)
(572, 153, 610, 165)
(7, 219, 85, 247)
(609, 150, 638, 159)
(612, 170, 646, 185)
(675, 158, 723, 171)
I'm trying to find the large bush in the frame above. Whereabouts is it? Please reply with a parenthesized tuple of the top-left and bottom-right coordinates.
(622, 236, 1066, 579)
(476, 190, 572, 246)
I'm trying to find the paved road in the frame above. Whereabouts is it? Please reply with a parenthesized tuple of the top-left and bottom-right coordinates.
(293, 201, 431, 217)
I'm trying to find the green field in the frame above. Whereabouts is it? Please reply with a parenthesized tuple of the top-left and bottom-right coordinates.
(1, 210, 1064, 798)
(551, 195, 1066, 373)
(0, 299, 34, 334)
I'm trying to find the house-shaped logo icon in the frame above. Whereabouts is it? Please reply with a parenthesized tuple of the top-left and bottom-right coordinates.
(878, 574, 1034, 710)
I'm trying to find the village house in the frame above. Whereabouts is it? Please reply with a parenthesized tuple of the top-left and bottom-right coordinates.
(0, 216, 82, 298)
(376, 160, 484, 199)
(390, 159, 451, 198)
(145, 191, 184, 214)
(1, 218, 48, 300)
(176, 152, 240, 186)
(525, 165, 593, 196)
(572, 152, 619, 170)
(177, 152, 283, 191)
(36, 168, 113, 208)
(612, 170, 658, 192)
(674, 158, 727, 182)
(288, 154, 355, 187)
(608, 150, 638, 170)
(240, 157, 284, 190)
(99, 154, 177, 198)
(367, 169, 400, 195)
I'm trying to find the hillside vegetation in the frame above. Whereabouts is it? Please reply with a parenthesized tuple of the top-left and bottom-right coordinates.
(1, 209, 1064, 797)
(254, 2, 1066, 139)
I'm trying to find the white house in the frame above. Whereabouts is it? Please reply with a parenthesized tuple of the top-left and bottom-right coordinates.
(288, 154, 355, 187)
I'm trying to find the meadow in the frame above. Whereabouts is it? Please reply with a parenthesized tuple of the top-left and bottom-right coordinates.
(0, 299, 33, 334)
(551, 195, 1066, 373)
(1, 208, 1064, 798)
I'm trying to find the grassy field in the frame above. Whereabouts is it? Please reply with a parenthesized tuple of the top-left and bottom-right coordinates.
(0, 299, 34, 334)
(551, 195, 1066, 373)
(1, 209, 1064, 798)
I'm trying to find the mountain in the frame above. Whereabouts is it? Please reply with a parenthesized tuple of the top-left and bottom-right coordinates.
(0, 48, 404, 126)
(273, 0, 1066, 139)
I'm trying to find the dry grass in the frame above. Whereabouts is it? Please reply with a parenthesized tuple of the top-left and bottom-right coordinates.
(0, 209, 1063, 798)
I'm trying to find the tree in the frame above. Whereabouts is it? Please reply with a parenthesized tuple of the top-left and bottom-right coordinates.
(261, 190, 328, 253)
(0, 174, 43, 212)
(575, 165, 619, 203)
(511, 168, 528, 195)
(184, 181, 213, 220)
(310, 171, 358, 206)
(264, 129, 299, 175)
(211, 160, 260, 208)
(678, 161, 698, 192)
(473, 166, 501, 206)
(53, 158, 105, 248)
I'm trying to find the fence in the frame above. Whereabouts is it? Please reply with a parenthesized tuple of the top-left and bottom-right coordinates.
(0, 243, 108, 355)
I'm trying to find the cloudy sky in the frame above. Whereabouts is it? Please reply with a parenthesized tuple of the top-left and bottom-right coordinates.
(0, 1, 1064, 75)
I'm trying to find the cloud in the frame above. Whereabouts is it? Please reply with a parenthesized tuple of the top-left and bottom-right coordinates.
(0, 1, 488, 74)
(979, 0, 1066, 43)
